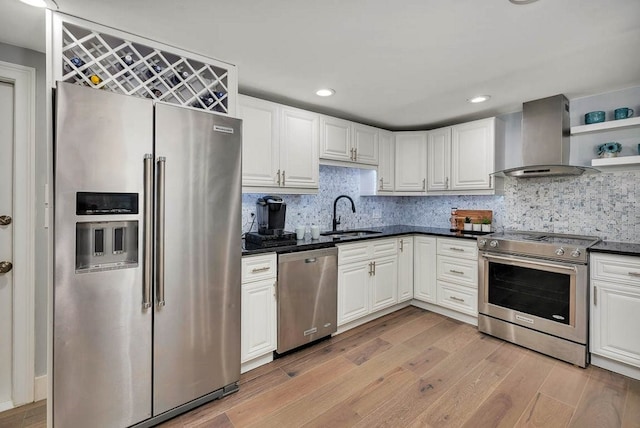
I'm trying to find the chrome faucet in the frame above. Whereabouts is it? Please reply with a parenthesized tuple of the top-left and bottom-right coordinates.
(332, 195, 356, 231)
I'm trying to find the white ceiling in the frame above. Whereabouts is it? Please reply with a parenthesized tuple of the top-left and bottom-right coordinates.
(2, 0, 640, 130)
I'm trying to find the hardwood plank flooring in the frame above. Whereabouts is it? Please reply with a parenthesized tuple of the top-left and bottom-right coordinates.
(2, 306, 640, 428)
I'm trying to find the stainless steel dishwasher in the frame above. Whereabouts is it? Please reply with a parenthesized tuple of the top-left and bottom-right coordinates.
(277, 247, 338, 354)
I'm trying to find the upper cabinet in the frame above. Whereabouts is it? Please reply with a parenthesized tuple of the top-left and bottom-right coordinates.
(320, 117, 379, 166)
(377, 130, 395, 193)
(427, 117, 503, 195)
(395, 131, 428, 193)
(238, 95, 319, 193)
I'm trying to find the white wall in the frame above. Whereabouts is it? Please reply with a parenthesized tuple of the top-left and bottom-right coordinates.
(0, 42, 48, 377)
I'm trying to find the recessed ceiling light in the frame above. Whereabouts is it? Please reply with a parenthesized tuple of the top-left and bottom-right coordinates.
(316, 88, 335, 97)
(19, 0, 47, 7)
(468, 95, 491, 104)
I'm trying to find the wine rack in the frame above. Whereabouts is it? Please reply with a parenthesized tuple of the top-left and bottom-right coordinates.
(57, 18, 234, 114)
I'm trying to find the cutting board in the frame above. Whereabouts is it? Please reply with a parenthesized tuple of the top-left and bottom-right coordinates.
(453, 209, 492, 230)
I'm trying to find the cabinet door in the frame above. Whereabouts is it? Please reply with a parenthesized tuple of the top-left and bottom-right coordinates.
(337, 262, 370, 325)
(377, 130, 394, 192)
(280, 106, 319, 189)
(591, 280, 640, 368)
(241, 278, 276, 363)
(397, 237, 414, 302)
(320, 116, 352, 162)
(451, 118, 495, 190)
(395, 132, 427, 192)
(414, 236, 437, 303)
(238, 95, 280, 187)
(427, 127, 451, 191)
(370, 256, 398, 312)
(353, 123, 379, 165)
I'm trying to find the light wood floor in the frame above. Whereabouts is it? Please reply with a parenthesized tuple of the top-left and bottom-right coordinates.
(2, 306, 639, 427)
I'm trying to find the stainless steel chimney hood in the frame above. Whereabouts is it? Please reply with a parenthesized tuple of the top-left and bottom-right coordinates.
(494, 94, 598, 178)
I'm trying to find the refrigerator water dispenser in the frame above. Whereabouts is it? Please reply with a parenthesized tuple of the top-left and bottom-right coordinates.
(76, 221, 138, 272)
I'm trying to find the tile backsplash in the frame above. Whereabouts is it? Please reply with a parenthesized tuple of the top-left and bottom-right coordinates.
(243, 166, 639, 243)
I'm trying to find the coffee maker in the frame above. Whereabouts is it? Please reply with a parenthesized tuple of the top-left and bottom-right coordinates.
(245, 195, 297, 248)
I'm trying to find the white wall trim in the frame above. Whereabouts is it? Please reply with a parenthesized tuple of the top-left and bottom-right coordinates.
(0, 60, 37, 407)
(34, 375, 47, 402)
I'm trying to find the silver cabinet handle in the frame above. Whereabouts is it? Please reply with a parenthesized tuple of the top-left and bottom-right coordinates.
(354, 148, 357, 161)
(400, 240, 404, 252)
(449, 247, 465, 252)
(372, 261, 376, 275)
(379, 178, 383, 190)
(445, 177, 449, 189)
(350, 148, 354, 161)
(276, 169, 281, 186)
(156, 156, 166, 307)
(489, 175, 492, 188)
(593, 285, 597, 306)
(628, 272, 640, 277)
(273, 281, 277, 299)
(449, 269, 464, 275)
(368, 262, 373, 276)
(251, 266, 271, 273)
(422, 178, 426, 190)
(450, 296, 465, 303)
(282, 170, 285, 186)
(305, 258, 317, 263)
(142, 154, 153, 309)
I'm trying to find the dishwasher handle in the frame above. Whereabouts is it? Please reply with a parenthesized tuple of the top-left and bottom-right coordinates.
(305, 258, 317, 263)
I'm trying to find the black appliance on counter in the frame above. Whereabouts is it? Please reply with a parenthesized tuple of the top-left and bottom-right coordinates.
(245, 195, 297, 248)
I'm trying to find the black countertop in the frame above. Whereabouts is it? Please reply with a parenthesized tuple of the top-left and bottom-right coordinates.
(590, 241, 640, 257)
(242, 224, 485, 256)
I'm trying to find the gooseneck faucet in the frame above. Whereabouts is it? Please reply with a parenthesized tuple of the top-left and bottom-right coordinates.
(332, 195, 356, 231)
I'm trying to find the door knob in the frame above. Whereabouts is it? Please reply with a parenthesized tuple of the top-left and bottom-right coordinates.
(0, 215, 11, 226)
(0, 261, 12, 274)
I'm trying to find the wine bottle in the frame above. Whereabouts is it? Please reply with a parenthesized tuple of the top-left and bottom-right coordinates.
(145, 64, 163, 79)
(170, 70, 190, 86)
(121, 54, 134, 66)
(89, 74, 102, 85)
(63, 56, 85, 72)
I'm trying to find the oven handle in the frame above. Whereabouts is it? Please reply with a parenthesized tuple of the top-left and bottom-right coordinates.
(481, 253, 577, 273)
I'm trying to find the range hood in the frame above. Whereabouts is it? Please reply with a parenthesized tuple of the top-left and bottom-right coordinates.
(494, 94, 598, 178)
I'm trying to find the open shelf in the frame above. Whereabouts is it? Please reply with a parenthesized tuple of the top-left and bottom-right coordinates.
(571, 116, 640, 135)
(591, 155, 640, 168)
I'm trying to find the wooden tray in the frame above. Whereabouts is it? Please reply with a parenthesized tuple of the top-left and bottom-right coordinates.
(453, 209, 492, 231)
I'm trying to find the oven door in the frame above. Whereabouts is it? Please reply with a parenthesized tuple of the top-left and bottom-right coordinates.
(478, 252, 587, 344)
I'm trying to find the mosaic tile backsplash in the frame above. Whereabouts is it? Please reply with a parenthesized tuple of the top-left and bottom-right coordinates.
(242, 166, 640, 243)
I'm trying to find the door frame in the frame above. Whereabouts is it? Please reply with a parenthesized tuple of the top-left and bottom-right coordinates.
(0, 60, 36, 408)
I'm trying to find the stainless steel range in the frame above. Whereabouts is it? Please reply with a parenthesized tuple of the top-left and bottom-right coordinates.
(477, 231, 600, 367)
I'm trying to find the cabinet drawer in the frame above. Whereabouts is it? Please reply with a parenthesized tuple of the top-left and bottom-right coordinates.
(437, 238, 478, 260)
(242, 253, 277, 282)
(437, 256, 478, 288)
(371, 238, 397, 258)
(338, 242, 370, 265)
(591, 254, 640, 287)
(437, 281, 478, 316)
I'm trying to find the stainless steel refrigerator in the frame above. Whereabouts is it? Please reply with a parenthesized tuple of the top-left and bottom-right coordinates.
(53, 82, 242, 427)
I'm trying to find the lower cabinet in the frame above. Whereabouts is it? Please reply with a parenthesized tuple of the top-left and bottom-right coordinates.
(590, 253, 640, 372)
(413, 236, 437, 303)
(397, 236, 414, 302)
(241, 253, 277, 372)
(337, 238, 399, 326)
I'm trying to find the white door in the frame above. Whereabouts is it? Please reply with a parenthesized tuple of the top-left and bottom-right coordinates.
(414, 236, 437, 303)
(279, 106, 319, 189)
(394, 132, 427, 192)
(451, 118, 494, 190)
(0, 80, 15, 409)
(427, 127, 451, 191)
(397, 237, 414, 302)
(352, 123, 379, 165)
(370, 256, 398, 312)
(337, 262, 370, 326)
(377, 130, 394, 192)
(319, 116, 351, 162)
(241, 278, 277, 363)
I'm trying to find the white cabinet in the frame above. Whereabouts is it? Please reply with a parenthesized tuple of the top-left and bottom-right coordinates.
(395, 131, 427, 193)
(337, 238, 398, 326)
(413, 236, 437, 303)
(241, 253, 277, 371)
(320, 116, 379, 166)
(377, 130, 395, 193)
(591, 253, 640, 371)
(427, 117, 502, 194)
(238, 95, 319, 193)
(397, 236, 414, 302)
(435, 238, 478, 317)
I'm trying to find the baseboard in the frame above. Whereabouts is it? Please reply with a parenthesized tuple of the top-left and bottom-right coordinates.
(241, 353, 274, 374)
(0, 401, 14, 412)
(410, 300, 478, 326)
(34, 375, 47, 401)
(590, 354, 640, 381)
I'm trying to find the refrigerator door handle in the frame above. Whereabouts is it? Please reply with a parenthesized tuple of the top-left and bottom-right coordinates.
(142, 154, 153, 309)
(156, 156, 167, 307)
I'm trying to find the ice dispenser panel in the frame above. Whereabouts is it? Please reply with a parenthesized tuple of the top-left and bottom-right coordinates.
(76, 221, 138, 272)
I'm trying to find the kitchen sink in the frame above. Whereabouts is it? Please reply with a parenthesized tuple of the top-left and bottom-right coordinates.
(320, 229, 382, 239)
